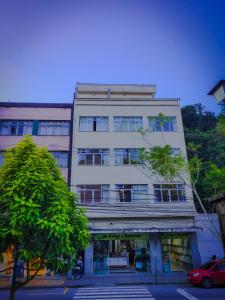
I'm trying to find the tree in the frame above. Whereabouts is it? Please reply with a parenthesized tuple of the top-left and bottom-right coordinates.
(138, 114, 223, 243)
(181, 103, 217, 132)
(182, 108, 225, 204)
(0, 136, 90, 300)
(204, 164, 225, 196)
(217, 114, 225, 137)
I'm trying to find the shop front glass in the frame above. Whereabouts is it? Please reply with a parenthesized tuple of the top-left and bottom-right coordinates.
(93, 234, 150, 274)
(161, 234, 192, 272)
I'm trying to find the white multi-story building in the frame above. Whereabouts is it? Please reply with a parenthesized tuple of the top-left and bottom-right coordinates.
(71, 83, 210, 275)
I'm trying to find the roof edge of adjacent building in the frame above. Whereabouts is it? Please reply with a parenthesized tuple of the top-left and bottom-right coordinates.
(0, 101, 73, 108)
(208, 80, 225, 95)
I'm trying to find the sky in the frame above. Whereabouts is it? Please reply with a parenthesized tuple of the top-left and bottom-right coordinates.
(0, 0, 225, 113)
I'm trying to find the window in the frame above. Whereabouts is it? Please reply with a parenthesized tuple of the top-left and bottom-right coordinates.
(161, 235, 192, 272)
(114, 149, 141, 165)
(51, 151, 68, 168)
(114, 117, 143, 132)
(153, 184, 186, 202)
(77, 185, 110, 204)
(149, 117, 177, 132)
(0, 152, 4, 166)
(172, 148, 181, 156)
(38, 121, 70, 135)
(115, 184, 148, 202)
(78, 149, 109, 165)
(0, 120, 33, 136)
(79, 117, 108, 131)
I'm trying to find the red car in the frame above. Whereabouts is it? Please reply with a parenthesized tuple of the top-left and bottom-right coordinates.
(188, 259, 225, 288)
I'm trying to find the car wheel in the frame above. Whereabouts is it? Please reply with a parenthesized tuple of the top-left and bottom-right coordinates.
(201, 277, 213, 289)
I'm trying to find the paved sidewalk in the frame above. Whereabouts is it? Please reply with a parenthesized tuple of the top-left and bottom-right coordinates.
(0, 272, 187, 289)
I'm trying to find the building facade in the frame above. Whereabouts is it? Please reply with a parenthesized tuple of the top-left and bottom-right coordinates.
(208, 80, 225, 114)
(0, 102, 72, 182)
(0, 85, 224, 277)
(0, 102, 72, 275)
(70, 83, 223, 275)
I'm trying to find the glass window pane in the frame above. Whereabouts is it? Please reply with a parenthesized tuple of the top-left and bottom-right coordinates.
(51, 152, 68, 168)
(0, 121, 12, 135)
(155, 119, 162, 131)
(86, 153, 93, 165)
(170, 189, 178, 202)
(163, 119, 170, 131)
(114, 117, 142, 132)
(38, 121, 69, 135)
(0, 152, 4, 166)
(96, 117, 108, 131)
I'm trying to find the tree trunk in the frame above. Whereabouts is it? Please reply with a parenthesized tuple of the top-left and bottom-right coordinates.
(9, 245, 19, 300)
(9, 287, 16, 300)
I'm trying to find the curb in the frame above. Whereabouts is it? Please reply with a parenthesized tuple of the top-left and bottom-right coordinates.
(0, 282, 189, 290)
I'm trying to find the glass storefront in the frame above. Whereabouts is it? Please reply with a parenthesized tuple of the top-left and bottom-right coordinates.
(161, 234, 193, 272)
(93, 233, 150, 274)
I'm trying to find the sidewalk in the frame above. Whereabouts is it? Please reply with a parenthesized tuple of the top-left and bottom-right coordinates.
(0, 272, 188, 289)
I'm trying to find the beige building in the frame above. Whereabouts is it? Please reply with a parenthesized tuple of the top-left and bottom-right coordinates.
(0, 102, 72, 182)
(0, 102, 73, 275)
(71, 83, 199, 274)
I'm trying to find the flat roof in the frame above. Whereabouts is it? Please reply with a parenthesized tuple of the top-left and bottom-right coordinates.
(0, 102, 72, 108)
(76, 82, 156, 95)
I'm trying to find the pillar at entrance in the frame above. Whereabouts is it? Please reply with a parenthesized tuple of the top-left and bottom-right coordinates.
(150, 233, 163, 274)
(84, 241, 93, 275)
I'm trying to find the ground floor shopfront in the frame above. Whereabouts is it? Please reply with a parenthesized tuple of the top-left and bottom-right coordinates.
(85, 232, 195, 275)
(84, 215, 225, 276)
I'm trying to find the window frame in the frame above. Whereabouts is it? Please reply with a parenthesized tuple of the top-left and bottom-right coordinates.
(78, 149, 109, 166)
(77, 184, 110, 204)
(153, 184, 186, 202)
(115, 184, 148, 202)
(37, 120, 70, 136)
(50, 151, 69, 168)
(79, 116, 109, 132)
(0, 120, 33, 136)
(148, 116, 178, 132)
(114, 116, 143, 132)
(114, 148, 142, 166)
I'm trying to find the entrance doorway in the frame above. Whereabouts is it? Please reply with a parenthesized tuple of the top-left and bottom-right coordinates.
(93, 235, 150, 274)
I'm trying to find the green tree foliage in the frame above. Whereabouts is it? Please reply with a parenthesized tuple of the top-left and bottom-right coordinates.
(204, 164, 225, 195)
(0, 136, 90, 300)
(217, 114, 225, 136)
(140, 145, 185, 181)
(182, 105, 225, 207)
(181, 103, 217, 131)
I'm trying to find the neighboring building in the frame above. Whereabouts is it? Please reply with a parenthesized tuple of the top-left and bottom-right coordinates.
(0, 102, 73, 276)
(208, 80, 225, 114)
(0, 102, 72, 182)
(71, 83, 224, 275)
(209, 194, 225, 249)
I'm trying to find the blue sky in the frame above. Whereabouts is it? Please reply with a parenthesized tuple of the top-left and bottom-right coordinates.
(0, 0, 225, 113)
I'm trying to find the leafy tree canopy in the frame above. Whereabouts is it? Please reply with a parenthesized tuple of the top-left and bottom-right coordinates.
(0, 136, 89, 296)
(181, 104, 225, 207)
(140, 145, 185, 181)
(181, 103, 217, 132)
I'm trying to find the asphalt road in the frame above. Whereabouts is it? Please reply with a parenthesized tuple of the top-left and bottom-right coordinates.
(1, 284, 225, 300)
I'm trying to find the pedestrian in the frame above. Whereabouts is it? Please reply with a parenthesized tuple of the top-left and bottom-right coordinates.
(74, 256, 84, 279)
(211, 254, 217, 260)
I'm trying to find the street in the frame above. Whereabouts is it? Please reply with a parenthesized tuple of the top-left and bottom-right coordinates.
(1, 284, 225, 300)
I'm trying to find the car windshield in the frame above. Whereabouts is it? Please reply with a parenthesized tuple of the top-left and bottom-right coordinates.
(200, 261, 215, 270)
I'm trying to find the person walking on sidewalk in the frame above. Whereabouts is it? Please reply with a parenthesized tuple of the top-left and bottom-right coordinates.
(74, 256, 84, 279)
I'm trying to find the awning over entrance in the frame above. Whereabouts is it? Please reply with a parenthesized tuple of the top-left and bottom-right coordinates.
(90, 226, 202, 234)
